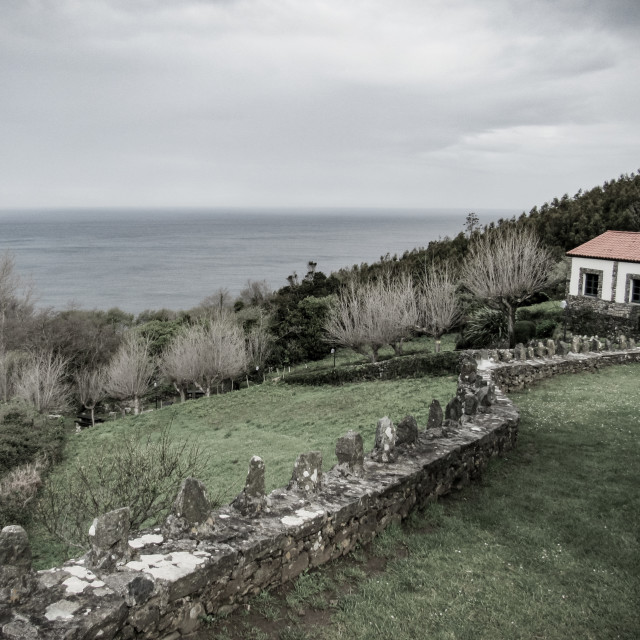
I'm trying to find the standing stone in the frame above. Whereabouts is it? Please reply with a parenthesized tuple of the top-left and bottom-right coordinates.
(445, 396, 463, 423)
(463, 393, 479, 416)
(0, 525, 33, 603)
(372, 417, 397, 463)
(164, 477, 214, 539)
(173, 477, 211, 523)
(580, 339, 591, 354)
(87, 507, 131, 571)
(459, 359, 477, 384)
(590, 337, 601, 352)
(289, 451, 323, 492)
(498, 349, 513, 362)
(514, 344, 527, 361)
(604, 338, 613, 351)
(545, 339, 556, 356)
(335, 431, 364, 476)
(526, 346, 536, 359)
(396, 415, 419, 445)
(571, 336, 581, 353)
(619, 335, 628, 349)
(475, 383, 496, 408)
(427, 399, 443, 430)
(233, 456, 267, 515)
(556, 341, 570, 356)
(630, 338, 636, 349)
(534, 342, 547, 358)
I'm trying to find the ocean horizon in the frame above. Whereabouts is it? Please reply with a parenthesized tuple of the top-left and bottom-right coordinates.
(0, 207, 514, 314)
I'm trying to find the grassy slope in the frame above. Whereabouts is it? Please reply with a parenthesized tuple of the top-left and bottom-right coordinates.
(314, 363, 640, 640)
(62, 375, 457, 506)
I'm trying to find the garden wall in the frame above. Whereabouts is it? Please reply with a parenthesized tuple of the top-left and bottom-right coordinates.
(2, 340, 638, 640)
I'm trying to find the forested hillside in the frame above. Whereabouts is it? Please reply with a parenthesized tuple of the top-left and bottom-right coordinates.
(338, 171, 640, 282)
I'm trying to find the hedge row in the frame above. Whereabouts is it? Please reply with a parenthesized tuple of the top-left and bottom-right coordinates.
(284, 351, 461, 386)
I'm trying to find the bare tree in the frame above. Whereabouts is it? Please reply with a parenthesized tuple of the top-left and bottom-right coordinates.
(195, 317, 247, 396)
(324, 276, 418, 363)
(75, 368, 106, 426)
(245, 312, 274, 372)
(460, 226, 556, 347)
(418, 261, 461, 352)
(104, 333, 154, 415)
(160, 325, 203, 402)
(237, 279, 272, 307)
(0, 251, 35, 352)
(14, 351, 70, 414)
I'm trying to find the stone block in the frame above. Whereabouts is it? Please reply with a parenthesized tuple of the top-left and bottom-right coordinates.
(463, 393, 479, 416)
(396, 415, 419, 445)
(335, 431, 364, 475)
(445, 396, 463, 423)
(87, 507, 131, 572)
(427, 399, 443, 430)
(459, 358, 477, 384)
(545, 340, 556, 356)
(232, 457, 267, 515)
(288, 451, 323, 492)
(372, 417, 396, 463)
(514, 344, 527, 361)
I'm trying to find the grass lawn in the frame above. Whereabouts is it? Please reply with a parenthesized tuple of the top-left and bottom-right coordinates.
(30, 374, 457, 568)
(207, 363, 640, 640)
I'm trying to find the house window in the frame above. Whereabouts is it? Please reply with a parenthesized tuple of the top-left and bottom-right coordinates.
(632, 278, 640, 303)
(584, 272, 599, 297)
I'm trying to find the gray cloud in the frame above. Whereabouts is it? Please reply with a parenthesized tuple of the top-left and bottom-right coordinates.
(0, 0, 638, 210)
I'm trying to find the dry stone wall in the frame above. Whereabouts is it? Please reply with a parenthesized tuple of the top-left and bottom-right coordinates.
(3, 339, 638, 640)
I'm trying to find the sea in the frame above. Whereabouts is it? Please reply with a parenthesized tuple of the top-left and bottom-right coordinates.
(0, 208, 512, 314)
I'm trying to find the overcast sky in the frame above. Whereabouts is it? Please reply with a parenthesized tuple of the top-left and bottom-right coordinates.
(1, 0, 638, 212)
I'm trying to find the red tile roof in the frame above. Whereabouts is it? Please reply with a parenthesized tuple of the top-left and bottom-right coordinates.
(566, 230, 640, 263)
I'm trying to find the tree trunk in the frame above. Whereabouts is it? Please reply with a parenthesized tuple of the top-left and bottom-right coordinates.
(90, 405, 95, 428)
(506, 301, 516, 348)
(133, 395, 140, 415)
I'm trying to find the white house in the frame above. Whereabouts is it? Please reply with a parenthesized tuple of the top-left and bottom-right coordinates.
(566, 230, 640, 333)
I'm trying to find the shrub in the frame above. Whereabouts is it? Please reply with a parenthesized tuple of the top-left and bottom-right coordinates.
(458, 307, 508, 349)
(0, 460, 45, 526)
(284, 351, 460, 386)
(33, 426, 209, 552)
(514, 320, 536, 344)
(0, 402, 66, 478)
(535, 318, 558, 338)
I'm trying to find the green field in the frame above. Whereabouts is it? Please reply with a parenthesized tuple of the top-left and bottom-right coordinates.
(206, 363, 640, 640)
(30, 373, 457, 568)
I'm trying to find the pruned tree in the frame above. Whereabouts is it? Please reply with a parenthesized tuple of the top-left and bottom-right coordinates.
(324, 276, 418, 363)
(195, 317, 247, 395)
(0, 251, 36, 352)
(245, 312, 274, 372)
(75, 368, 106, 427)
(104, 333, 154, 415)
(160, 325, 203, 402)
(460, 226, 556, 347)
(14, 350, 70, 414)
(418, 261, 461, 352)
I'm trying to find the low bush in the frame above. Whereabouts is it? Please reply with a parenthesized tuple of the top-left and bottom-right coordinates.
(284, 351, 460, 386)
(535, 318, 558, 338)
(514, 320, 536, 344)
(0, 402, 66, 478)
(33, 426, 209, 553)
(0, 460, 45, 526)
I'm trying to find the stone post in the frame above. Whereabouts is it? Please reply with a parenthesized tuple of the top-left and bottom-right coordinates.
(335, 431, 365, 476)
(233, 456, 267, 515)
(372, 417, 396, 463)
(396, 415, 419, 445)
(0, 525, 33, 604)
(163, 477, 214, 539)
(289, 451, 323, 492)
(426, 399, 443, 430)
(87, 507, 131, 572)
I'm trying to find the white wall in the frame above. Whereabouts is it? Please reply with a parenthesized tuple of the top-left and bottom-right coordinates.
(568, 257, 615, 300)
(615, 261, 640, 303)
